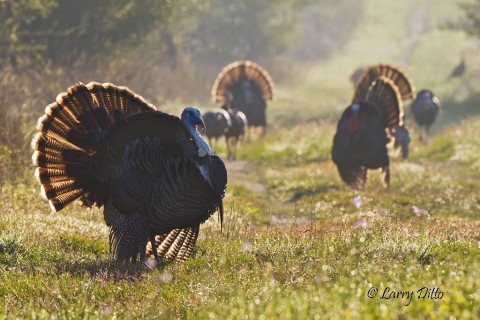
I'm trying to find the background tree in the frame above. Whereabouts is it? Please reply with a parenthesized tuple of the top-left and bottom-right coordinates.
(0, 0, 57, 68)
(0, 0, 192, 69)
(458, 0, 480, 37)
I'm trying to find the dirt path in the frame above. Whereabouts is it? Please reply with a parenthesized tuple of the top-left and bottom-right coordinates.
(401, 0, 431, 66)
(225, 160, 266, 193)
(225, 159, 317, 226)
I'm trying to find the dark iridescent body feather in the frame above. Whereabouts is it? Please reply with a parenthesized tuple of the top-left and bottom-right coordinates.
(332, 75, 407, 188)
(32, 82, 227, 263)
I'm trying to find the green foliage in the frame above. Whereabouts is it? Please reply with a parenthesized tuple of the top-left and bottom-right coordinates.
(0, 0, 331, 74)
(412, 134, 455, 161)
(180, 0, 298, 67)
(238, 122, 333, 166)
(456, 0, 480, 37)
(0, 65, 55, 185)
(0, 0, 57, 66)
(0, 0, 184, 68)
(288, 0, 365, 61)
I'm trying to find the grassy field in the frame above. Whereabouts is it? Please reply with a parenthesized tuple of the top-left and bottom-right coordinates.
(1, 0, 480, 319)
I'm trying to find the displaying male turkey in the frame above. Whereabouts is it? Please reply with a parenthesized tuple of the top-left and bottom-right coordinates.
(353, 64, 416, 160)
(409, 89, 441, 142)
(32, 82, 227, 263)
(332, 76, 404, 188)
(211, 60, 274, 137)
(353, 64, 416, 102)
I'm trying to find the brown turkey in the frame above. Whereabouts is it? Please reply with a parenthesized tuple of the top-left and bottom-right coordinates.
(352, 64, 416, 102)
(332, 76, 404, 189)
(32, 82, 227, 263)
(353, 64, 416, 160)
(211, 60, 274, 137)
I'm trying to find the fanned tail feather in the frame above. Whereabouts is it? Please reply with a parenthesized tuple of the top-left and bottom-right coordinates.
(86, 82, 155, 121)
(31, 134, 88, 162)
(211, 60, 275, 102)
(353, 64, 416, 103)
(365, 76, 404, 127)
(32, 82, 155, 212)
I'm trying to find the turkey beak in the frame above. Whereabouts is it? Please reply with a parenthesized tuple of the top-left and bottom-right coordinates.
(195, 119, 206, 135)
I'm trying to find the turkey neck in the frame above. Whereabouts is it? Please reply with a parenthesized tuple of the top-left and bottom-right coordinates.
(183, 119, 212, 157)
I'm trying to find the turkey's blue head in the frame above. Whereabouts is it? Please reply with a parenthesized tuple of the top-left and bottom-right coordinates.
(351, 103, 360, 114)
(181, 107, 211, 157)
(182, 107, 205, 131)
(347, 103, 360, 134)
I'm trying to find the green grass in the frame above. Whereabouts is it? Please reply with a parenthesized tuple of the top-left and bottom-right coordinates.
(2, 113, 479, 319)
(2, 0, 480, 319)
(1, 186, 479, 318)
